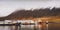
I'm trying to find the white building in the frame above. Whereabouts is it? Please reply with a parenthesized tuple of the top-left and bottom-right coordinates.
(0, 20, 34, 24)
(17, 20, 34, 23)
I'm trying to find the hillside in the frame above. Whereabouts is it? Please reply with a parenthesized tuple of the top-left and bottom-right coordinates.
(0, 7, 60, 22)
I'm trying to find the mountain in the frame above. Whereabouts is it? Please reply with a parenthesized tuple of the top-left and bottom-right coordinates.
(5, 7, 60, 20)
(0, 7, 60, 20)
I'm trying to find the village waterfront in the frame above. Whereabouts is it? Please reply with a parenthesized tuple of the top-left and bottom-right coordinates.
(0, 20, 48, 30)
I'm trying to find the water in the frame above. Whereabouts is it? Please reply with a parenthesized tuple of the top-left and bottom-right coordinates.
(1, 23, 60, 30)
(49, 23, 60, 30)
(0, 23, 48, 30)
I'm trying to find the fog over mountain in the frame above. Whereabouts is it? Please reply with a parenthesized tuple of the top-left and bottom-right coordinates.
(3, 7, 59, 19)
(0, 7, 60, 20)
(0, 1, 60, 17)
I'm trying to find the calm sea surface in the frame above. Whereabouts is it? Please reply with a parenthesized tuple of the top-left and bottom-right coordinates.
(49, 23, 60, 30)
(0, 23, 48, 30)
(0, 23, 60, 30)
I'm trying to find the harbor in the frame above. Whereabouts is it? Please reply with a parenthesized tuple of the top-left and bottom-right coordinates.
(0, 22, 48, 30)
(0, 20, 48, 26)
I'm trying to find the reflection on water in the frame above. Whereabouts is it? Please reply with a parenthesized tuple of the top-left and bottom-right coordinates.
(49, 23, 60, 30)
(0, 23, 48, 30)
(1, 23, 60, 30)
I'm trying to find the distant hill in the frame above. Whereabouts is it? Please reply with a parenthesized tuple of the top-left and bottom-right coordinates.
(0, 7, 60, 20)
(6, 7, 60, 19)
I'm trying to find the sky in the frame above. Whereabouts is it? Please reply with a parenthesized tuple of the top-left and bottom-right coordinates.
(0, 0, 60, 17)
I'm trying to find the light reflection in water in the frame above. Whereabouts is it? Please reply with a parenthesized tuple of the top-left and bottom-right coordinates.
(49, 23, 60, 30)
(0, 24, 48, 30)
(46, 24, 48, 30)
